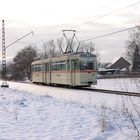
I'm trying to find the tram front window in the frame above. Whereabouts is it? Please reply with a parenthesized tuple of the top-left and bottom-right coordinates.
(80, 61, 94, 70)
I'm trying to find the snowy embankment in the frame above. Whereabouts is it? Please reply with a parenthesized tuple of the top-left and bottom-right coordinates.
(94, 78, 140, 93)
(0, 78, 139, 140)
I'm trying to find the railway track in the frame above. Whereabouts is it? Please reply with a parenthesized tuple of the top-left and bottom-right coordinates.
(33, 82, 140, 97)
(80, 88, 140, 97)
(12, 81, 140, 97)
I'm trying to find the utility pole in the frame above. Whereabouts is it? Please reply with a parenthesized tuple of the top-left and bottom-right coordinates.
(1, 20, 8, 87)
(1, 20, 34, 87)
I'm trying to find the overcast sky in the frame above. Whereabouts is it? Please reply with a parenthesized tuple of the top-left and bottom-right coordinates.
(0, 0, 140, 62)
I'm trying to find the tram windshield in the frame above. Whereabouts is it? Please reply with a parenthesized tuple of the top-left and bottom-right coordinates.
(80, 59, 95, 70)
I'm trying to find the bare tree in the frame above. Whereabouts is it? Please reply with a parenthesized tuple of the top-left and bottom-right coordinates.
(56, 38, 64, 54)
(78, 42, 94, 53)
(40, 39, 61, 59)
(9, 45, 37, 80)
(125, 26, 140, 71)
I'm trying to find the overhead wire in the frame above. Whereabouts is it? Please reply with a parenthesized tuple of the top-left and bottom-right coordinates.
(71, 0, 140, 29)
(22, 0, 140, 45)
(33, 0, 125, 44)
(46, 0, 140, 43)
(80, 25, 139, 42)
(58, 0, 123, 29)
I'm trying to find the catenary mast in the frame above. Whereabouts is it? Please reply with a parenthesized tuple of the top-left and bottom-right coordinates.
(1, 20, 34, 87)
(1, 20, 9, 87)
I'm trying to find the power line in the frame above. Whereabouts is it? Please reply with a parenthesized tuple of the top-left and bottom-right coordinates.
(33, 0, 124, 44)
(6, 31, 34, 49)
(71, 1, 140, 29)
(80, 25, 139, 42)
(36, 0, 140, 43)
(59, 0, 122, 28)
(31, 1, 140, 44)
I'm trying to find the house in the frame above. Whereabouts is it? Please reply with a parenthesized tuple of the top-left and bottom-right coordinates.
(98, 68, 120, 76)
(98, 57, 131, 77)
(108, 57, 130, 71)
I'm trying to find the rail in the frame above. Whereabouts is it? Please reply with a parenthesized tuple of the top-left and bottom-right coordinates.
(19, 81, 140, 97)
(80, 88, 140, 97)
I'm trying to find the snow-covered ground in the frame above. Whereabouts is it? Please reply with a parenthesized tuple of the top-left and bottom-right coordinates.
(0, 78, 140, 140)
(94, 78, 140, 93)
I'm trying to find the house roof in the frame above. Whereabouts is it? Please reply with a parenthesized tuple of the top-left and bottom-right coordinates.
(108, 57, 130, 70)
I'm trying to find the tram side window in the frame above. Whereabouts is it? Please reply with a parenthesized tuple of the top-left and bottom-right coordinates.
(45, 63, 49, 71)
(67, 59, 70, 70)
(52, 62, 57, 70)
(87, 62, 94, 70)
(80, 62, 84, 70)
(75, 59, 80, 70)
(51, 61, 66, 71)
(80, 61, 94, 70)
(61, 61, 66, 70)
(33, 64, 43, 72)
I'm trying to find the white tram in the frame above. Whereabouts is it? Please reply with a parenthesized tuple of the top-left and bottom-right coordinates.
(31, 52, 97, 87)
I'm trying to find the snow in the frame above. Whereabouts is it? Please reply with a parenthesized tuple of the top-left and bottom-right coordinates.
(94, 78, 140, 93)
(0, 78, 139, 140)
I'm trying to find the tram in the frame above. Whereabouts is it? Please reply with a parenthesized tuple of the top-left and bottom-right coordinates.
(31, 52, 97, 87)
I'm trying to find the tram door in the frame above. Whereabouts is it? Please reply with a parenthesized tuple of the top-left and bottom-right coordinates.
(71, 59, 76, 86)
(45, 62, 51, 84)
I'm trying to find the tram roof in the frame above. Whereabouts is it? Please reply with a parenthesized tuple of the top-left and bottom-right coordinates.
(53, 52, 96, 57)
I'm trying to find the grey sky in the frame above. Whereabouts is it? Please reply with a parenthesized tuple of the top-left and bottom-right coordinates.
(0, 0, 140, 62)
